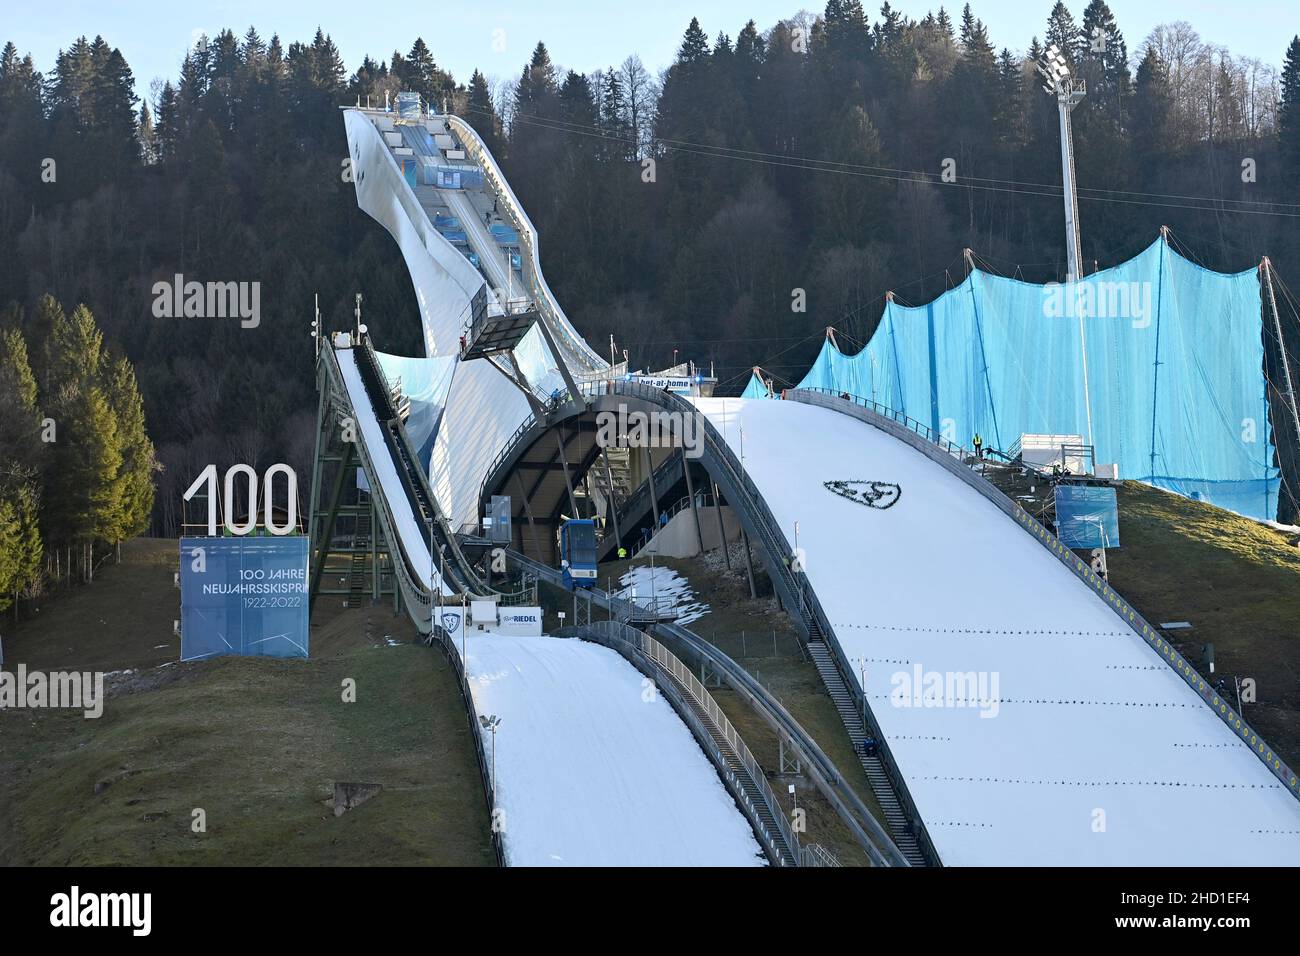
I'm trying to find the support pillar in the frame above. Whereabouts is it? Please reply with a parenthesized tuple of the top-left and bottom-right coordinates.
(741, 528, 758, 600)
(681, 458, 705, 554)
(643, 445, 661, 529)
(514, 471, 543, 560)
(711, 482, 730, 568)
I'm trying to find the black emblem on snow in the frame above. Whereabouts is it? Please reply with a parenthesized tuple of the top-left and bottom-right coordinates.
(824, 480, 902, 510)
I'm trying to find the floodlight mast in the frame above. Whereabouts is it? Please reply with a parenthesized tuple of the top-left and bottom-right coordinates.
(1038, 45, 1093, 450)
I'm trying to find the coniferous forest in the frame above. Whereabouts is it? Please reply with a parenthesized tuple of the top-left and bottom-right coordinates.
(2, 1, 1300, 600)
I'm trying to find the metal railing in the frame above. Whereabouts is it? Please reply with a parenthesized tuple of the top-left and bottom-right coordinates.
(797, 387, 972, 461)
(444, 114, 607, 375)
(614, 449, 686, 529)
(597, 381, 944, 863)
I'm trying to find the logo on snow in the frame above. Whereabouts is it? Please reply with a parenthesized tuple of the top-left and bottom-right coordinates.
(441, 611, 462, 634)
(824, 480, 902, 510)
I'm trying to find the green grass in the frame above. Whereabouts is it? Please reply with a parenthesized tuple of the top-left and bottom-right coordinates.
(1104, 481, 1300, 766)
(0, 539, 494, 866)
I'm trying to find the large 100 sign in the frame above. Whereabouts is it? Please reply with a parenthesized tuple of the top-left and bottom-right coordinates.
(183, 463, 299, 536)
(179, 464, 309, 662)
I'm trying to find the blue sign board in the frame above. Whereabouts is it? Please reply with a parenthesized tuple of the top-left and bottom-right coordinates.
(1055, 485, 1120, 549)
(180, 536, 310, 661)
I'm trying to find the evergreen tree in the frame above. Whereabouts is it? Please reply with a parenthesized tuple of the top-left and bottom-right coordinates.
(138, 99, 156, 164)
(0, 498, 19, 611)
(154, 80, 180, 162)
(101, 351, 157, 545)
(677, 17, 711, 64)
(1281, 37, 1300, 177)
(514, 42, 558, 120)
(1044, 1, 1080, 63)
(0, 324, 44, 485)
(599, 67, 632, 160)
(44, 302, 104, 388)
(465, 69, 503, 157)
(1132, 47, 1174, 187)
(814, 103, 888, 245)
(1077, 0, 1130, 125)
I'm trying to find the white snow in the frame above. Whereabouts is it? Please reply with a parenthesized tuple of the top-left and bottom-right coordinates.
(615, 565, 710, 626)
(694, 396, 1300, 866)
(461, 631, 765, 867)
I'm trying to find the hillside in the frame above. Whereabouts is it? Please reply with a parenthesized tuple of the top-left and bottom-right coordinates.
(0, 539, 493, 866)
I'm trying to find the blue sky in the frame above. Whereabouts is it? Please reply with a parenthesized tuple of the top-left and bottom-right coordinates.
(5, 1, 1295, 102)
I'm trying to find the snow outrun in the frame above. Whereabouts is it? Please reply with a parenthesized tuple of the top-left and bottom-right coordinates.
(462, 632, 765, 867)
(694, 396, 1300, 866)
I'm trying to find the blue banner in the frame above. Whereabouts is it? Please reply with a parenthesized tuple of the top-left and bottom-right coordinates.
(1055, 485, 1121, 549)
(180, 536, 310, 661)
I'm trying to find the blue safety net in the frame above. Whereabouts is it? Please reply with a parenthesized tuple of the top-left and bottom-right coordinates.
(783, 237, 1279, 519)
(740, 371, 770, 399)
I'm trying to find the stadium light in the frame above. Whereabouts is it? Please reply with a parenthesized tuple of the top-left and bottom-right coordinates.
(1038, 40, 1093, 449)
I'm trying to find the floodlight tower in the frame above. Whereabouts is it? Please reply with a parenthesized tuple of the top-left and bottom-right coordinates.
(1037, 45, 1094, 451)
(1037, 44, 1086, 283)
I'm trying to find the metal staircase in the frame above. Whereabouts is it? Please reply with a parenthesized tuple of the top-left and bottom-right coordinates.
(806, 640, 926, 866)
(597, 450, 685, 560)
(345, 507, 372, 608)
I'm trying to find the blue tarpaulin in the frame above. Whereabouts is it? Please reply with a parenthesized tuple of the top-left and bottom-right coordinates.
(770, 237, 1279, 519)
(741, 371, 771, 399)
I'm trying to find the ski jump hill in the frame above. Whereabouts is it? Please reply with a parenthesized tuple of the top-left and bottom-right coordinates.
(319, 99, 1300, 866)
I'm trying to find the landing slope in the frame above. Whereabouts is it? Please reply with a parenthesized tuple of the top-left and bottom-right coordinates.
(694, 397, 1300, 866)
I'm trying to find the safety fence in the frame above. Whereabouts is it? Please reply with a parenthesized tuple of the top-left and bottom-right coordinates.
(427, 621, 507, 867)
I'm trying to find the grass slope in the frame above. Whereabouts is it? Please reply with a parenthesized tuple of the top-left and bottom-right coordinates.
(1105, 481, 1300, 767)
(0, 539, 493, 866)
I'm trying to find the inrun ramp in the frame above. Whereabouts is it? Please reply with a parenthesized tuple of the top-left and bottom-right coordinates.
(694, 396, 1300, 866)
